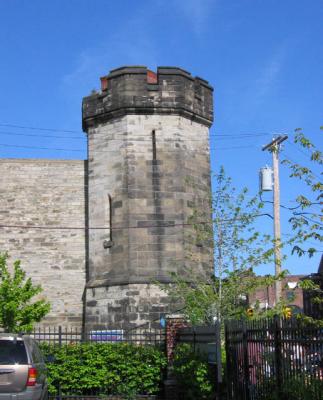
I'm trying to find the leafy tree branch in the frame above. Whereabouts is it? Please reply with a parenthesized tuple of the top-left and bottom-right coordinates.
(0, 252, 50, 332)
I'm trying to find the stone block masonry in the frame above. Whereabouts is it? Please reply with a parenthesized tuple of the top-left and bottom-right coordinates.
(85, 283, 171, 328)
(84, 113, 213, 329)
(0, 159, 86, 327)
(85, 114, 212, 288)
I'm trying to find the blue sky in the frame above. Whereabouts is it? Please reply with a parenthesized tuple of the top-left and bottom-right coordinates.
(0, 0, 322, 275)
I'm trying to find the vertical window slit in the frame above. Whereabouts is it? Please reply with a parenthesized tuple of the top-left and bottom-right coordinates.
(108, 194, 113, 243)
(152, 130, 157, 161)
(103, 194, 113, 249)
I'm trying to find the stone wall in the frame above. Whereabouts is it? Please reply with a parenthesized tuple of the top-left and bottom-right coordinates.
(84, 113, 213, 329)
(85, 283, 171, 329)
(0, 159, 86, 327)
(86, 114, 212, 288)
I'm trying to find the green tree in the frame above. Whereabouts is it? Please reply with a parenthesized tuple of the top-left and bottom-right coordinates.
(166, 167, 281, 324)
(282, 128, 322, 257)
(0, 252, 50, 332)
(297, 276, 323, 326)
(280, 129, 323, 324)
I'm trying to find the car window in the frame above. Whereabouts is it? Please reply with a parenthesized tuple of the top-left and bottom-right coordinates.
(31, 341, 43, 364)
(0, 340, 28, 365)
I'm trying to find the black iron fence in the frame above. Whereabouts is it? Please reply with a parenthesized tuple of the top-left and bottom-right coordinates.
(225, 318, 323, 400)
(30, 325, 166, 346)
(29, 326, 166, 400)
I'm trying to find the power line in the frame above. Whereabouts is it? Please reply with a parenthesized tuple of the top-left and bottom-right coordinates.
(287, 139, 312, 160)
(0, 121, 273, 138)
(0, 132, 267, 143)
(287, 138, 322, 160)
(0, 142, 257, 152)
(0, 123, 81, 134)
(300, 215, 323, 227)
(0, 143, 84, 152)
(0, 222, 208, 231)
(283, 152, 322, 181)
(282, 233, 322, 248)
(0, 213, 273, 231)
(0, 130, 85, 140)
(0, 129, 271, 141)
(1, 180, 307, 199)
(0, 184, 210, 194)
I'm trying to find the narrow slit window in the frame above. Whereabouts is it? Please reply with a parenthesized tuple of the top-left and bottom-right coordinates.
(108, 194, 113, 242)
(103, 194, 113, 249)
(152, 130, 157, 161)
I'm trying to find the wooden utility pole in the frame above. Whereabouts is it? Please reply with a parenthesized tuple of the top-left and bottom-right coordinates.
(262, 135, 288, 304)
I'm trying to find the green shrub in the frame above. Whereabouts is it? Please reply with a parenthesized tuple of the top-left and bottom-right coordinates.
(0, 253, 50, 332)
(40, 342, 167, 398)
(254, 374, 323, 400)
(282, 375, 323, 400)
(172, 343, 215, 400)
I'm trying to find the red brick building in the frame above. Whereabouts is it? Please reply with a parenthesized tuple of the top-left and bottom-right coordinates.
(249, 275, 305, 311)
(303, 255, 323, 319)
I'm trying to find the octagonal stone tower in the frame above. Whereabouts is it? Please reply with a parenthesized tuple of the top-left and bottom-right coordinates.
(82, 66, 214, 330)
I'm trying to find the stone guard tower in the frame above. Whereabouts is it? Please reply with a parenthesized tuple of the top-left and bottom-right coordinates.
(82, 66, 214, 330)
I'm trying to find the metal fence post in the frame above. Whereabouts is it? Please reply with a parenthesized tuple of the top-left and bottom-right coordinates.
(58, 326, 62, 347)
(216, 322, 222, 384)
(242, 320, 250, 400)
(274, 316, 283, 399)
(58, 326, 62, 399)
(215, 322, 222, 400)
(57, 382, 62, 400)
(224, 322, 231, 399)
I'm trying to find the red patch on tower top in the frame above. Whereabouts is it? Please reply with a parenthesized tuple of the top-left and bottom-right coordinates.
(100, 76, 108, 91)
(147, 70, 157, 84)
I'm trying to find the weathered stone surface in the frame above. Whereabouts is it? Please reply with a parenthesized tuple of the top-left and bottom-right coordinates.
(83, 66, 214, 330)
(0, 159, 86, 327)
(83, 66, 213, 130)
(85, 114, 213, 290)
(85, 283, 172, 329)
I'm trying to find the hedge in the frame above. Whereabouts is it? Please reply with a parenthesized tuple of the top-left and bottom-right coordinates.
(40, 342, 167, 398)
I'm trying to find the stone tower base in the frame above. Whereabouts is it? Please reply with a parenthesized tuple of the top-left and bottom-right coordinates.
(85, 283, 173, 330)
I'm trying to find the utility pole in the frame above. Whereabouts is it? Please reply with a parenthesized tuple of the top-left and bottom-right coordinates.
(217, 222, 223, 321)
(262, 135, 288, 304)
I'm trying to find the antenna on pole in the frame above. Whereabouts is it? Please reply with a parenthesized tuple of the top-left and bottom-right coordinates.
(262, 134, 288, 304)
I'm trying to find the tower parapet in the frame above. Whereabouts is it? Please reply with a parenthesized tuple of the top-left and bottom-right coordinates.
(82, 66, 213, 131)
